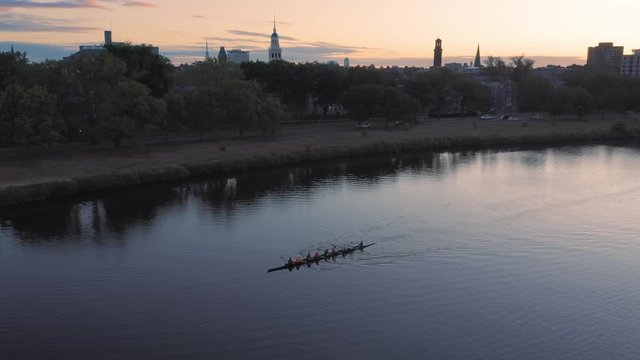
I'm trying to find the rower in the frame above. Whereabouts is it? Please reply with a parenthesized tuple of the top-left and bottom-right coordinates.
(287, 257, 293, 266)
(314, 251, 320, 259)
(358, 241, 364, 250)
(323, 249, 329, 256)
(306, 252, 311, 261)
(294, 256, 303, 265)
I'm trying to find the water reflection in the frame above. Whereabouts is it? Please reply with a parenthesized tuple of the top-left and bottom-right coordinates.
(0, 146, 622, 245)
(0, 152, 446, 243)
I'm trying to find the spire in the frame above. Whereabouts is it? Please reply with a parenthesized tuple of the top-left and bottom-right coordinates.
(10, 44, 14, 54)
(205, 37, 210, 59)
(474, 44, 482, 68)
(273, 17, 277, 34)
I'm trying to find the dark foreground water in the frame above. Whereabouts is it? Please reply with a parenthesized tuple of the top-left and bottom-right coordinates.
(2, 145, 640, 360)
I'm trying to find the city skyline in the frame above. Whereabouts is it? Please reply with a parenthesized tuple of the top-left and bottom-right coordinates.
(1, 0, 639, 66)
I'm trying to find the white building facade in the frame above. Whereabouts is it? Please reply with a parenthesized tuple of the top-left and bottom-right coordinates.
(228, 50, 250, 64)
(622, 50, 640, 78)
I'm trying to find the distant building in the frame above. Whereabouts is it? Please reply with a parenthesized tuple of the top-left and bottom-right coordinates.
(485, 80, 517, 114)
(218, 47, 228, 63)
(67, 30, 159, 59)
(104, 30, 113, 45)
(227, 49, 250, 64)
(269, 19, 282, 62)
(587, 42, 623, 72)
(534, 65, 567, 86)
(344, 57, 350, 69)
(444, 62, 465, 72)
(433, 38, 443, 68)
(622, 49, 640, 78)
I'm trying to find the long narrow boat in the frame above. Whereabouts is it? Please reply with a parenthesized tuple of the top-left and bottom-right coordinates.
(267, 243, 375, 273)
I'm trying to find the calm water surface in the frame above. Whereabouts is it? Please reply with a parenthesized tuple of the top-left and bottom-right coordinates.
(2, 145, 640, 359)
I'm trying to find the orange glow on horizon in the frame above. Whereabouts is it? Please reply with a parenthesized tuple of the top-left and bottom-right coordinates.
(1, 0, 638, 66)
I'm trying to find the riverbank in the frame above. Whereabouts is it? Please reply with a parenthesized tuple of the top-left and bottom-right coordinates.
(1, 116, 638, 207)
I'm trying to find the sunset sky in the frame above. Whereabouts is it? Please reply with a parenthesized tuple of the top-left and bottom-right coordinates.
(1, 0, 639, 67)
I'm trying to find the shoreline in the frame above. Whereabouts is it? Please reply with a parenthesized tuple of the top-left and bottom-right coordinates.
(1, 118, 638, 207)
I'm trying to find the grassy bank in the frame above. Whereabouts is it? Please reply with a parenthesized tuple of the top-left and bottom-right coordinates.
(1, 124, 638, 208)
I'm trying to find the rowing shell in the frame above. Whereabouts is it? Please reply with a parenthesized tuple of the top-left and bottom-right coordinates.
(267, 243, 375, 273)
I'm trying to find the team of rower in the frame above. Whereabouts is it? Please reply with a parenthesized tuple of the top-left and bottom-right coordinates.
(286, 242, 365, 267)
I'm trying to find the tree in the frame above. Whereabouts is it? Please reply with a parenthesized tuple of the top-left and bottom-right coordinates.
(64, 52, 128, 143)
(162, 91, 188, 136)
(313, 64, 346, 119)
(423, 68, 457, 118)
(547, 86, 595, 119)
(176, 59, 236, 140)
(219, 80, 283, 136)
(98, 80, 167, 147)
(0, 84, 65, 147)
(344, 65, 386, 88)
(381, 87, 420, 126)
(241, 60, 296, 106)
(256, 95, 286, 134)
(291, 63, 317, 121)
(404, 72, 436, 112)
(176, 58, 240, 89)
(483, 56, 509, 80)
(517, 74, 553, 112)
(0, 50, 28, 92)
(561, 66, 639, 116)
(451, 77, 492, 115)
(105, 44, 174, 96)
(509, 56, 535, 84)
(341, 84, 385, 121)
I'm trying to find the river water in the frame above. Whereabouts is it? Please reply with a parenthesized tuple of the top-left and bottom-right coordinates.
(1, 145, 640, 359)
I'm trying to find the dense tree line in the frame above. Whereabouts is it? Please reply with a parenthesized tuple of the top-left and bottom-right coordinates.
(3, 48, 640, 148)
(0, 48, 285, 147)
(484, 56, 640, 118)
(242, 61, 492, 121)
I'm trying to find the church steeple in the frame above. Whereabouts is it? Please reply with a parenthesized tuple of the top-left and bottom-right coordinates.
(10, 44, 14, 54)
(474, 44, 482, 68)
(269, 17, 282, 62)
(205, 37, 210, 60)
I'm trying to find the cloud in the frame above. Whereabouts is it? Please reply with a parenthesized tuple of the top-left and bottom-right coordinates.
(227, 29, 297, 42)
(209, 36, 267, 45)
(0, 0, 108, 10)
(120, 1, 155, 7)
(0, 12, 98, 32)
(0, 0, 157, 11)
(304, 41, 380, 52)
(189, 14, 206, 19)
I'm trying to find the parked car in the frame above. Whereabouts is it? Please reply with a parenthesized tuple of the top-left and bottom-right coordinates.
(355, 121, 371, 129)
(501, 114, 521, 121)
(531, 113, 545, 120)
(480, 114, 496, 120)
